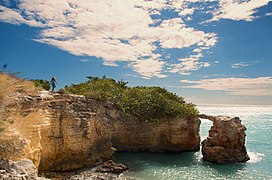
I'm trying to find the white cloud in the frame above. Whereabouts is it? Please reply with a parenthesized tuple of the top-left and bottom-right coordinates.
(185, 16, 193, 21)
(169, 61, 211, 75)
(0, 0, 219, 78)
(80, 59, 90, 62)
(180, 77, 272, 96)
(157, 18, 217, 49)
(169, 53, 211, 75)
(178, 8, 194, 16)
(0, 6, 42, 26)
(160, 17, 217, 75)
(231, 61, 259, 68)
(210, 0, 271, 21)
(231, 62, 249, 68)
(193, 48, 202, 53)
(103, 61, 119, 67)
(129, 58, 167, 78)
(165, 54, 171, 59)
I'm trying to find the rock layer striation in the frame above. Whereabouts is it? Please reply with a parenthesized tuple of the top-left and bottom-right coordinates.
(200, 114, 250, 163)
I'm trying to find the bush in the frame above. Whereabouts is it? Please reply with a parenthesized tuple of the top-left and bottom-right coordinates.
(65, 76, 125, 101)
(30, 79, 50, 90)
(65, 76, 198, 121)
(118, 87, 198, 121)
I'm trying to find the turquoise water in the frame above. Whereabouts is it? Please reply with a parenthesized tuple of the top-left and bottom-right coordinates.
(115, 105, 272, 180)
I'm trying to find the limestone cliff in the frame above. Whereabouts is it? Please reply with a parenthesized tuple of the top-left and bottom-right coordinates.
(112, 116, 200, 152)
(0, 91, 200, 172)
(200, 114, 249, 163)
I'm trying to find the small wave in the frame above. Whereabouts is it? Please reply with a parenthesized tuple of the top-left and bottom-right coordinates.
(247, 152, 265, 163)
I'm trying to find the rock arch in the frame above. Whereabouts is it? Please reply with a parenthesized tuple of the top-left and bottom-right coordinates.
(199, 114, 250, 163)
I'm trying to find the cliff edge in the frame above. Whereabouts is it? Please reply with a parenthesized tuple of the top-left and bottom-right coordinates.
(0, 91, 200, 172)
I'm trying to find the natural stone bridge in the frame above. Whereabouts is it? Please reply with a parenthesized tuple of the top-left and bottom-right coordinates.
(0, 91, 249, 175)
(198, 114, 249, 163)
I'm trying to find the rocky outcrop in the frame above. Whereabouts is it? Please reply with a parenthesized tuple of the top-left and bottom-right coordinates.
(95, 160, 128, 174)
(0, 91, 201, 172)
(200, 114, 249, 163)
(0, 158, 39, 180)
(1, 92, 115, 172)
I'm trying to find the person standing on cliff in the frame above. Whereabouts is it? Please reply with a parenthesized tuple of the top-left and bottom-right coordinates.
(50, 77, 57, 92)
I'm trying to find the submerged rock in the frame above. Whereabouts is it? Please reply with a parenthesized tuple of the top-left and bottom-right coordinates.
(95, 160, 128, 174)
(200, 115, 250, 163)
(41, 160, 132, 180)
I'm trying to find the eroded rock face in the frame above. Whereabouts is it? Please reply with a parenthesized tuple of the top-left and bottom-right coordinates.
(112, 116, 200, 152)
(200, 115, 249, 163)
(0, 91, 200, 172)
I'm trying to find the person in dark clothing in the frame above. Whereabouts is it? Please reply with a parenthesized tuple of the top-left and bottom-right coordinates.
(50, 77, 57, 92)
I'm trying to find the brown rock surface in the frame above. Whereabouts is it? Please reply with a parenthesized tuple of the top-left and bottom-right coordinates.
(112, 116, 200, 152)
(95, 160, 128, 174)
(0, 91, 200, 172)
(0, 158, 39, 180)
(200, 115, 250, 163)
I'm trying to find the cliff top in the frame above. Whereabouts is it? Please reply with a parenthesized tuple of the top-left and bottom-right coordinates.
(0, 73, 198, 125)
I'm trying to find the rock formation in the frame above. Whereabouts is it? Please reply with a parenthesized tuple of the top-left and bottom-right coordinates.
(200, 114, 250, 163)
(0, 158, 40, 180)
(0, 91, 201, 172)
(112, 116, 200, 152)
(95, 160, 128, 174)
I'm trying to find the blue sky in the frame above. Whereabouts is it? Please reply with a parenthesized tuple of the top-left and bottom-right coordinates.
(0, 0, 272, 105)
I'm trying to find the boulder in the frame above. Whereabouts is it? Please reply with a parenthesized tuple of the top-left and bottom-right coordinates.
(95, 160, 128, 174)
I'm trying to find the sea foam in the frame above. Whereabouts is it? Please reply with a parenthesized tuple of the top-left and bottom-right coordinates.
(247, 152, 265, 163)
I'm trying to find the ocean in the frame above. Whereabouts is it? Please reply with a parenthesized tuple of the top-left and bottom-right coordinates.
(115, 105, 272, 180)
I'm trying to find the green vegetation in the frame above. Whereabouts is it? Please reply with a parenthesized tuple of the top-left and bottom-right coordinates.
(31, 79, 50, 90)
(65, 76, 198, 121)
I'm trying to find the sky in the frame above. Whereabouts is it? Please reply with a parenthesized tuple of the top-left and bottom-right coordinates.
(0, 0, 272, 105)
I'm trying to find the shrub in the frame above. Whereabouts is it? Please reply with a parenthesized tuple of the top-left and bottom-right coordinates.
(30, 79, 50, 90)
(65, 76, 198, 121)
(58, 88, 69, 94)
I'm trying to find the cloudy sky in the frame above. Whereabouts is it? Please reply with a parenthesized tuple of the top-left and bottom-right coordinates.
(0, 0, 271, 105)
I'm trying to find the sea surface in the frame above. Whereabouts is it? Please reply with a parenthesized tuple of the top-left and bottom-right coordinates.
(115, 105, 272, 180)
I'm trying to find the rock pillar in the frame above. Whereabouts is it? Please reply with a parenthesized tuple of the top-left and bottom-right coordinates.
(200, 115, 249, 163)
